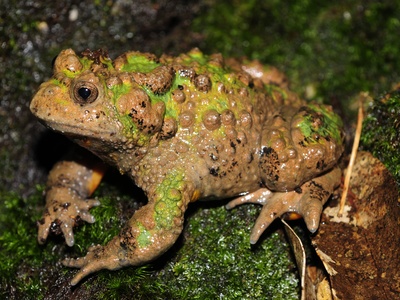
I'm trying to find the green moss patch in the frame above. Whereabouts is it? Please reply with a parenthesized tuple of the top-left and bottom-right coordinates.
(156, 205, 299, 299)
(361, 90, 400, 188)
(0, 187, 57, 298)
(0, 183, 298, 298)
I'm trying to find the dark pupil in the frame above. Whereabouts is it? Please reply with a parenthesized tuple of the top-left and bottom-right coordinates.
(78, 87, 91, 100)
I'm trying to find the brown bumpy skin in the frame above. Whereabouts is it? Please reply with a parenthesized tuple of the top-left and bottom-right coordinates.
(30, 48, 344, 285)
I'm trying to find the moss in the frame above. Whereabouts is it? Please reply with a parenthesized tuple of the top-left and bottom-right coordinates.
(92, 267, 158, 299)
(72, 194, 122, 254)
(0, 187, 56, 297)
(193, 1, 400, 111)
(0, 182, 298, 298)
(361, 90, 400, 188)
(156, 205, 299, 299)
(0, 183, 148, 298)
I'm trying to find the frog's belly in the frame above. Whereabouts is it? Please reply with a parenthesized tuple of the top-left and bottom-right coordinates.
(187, 158, 261, 199)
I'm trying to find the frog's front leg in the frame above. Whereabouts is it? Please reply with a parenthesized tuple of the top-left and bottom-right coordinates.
(38, 159, 106, 246)
(227, 167, 341, 244)
(63, 171, 195, 285)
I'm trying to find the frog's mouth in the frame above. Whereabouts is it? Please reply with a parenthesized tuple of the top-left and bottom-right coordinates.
(32, 111, 114, 137)
(65, 131, 115, 153)
(37, 118, 121, 148)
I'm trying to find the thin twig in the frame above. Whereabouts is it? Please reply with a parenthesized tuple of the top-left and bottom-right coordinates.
(338, 93, 366, 216)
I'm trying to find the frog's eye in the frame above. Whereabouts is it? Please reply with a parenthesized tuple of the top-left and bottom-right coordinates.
(73, 82, 98, 105)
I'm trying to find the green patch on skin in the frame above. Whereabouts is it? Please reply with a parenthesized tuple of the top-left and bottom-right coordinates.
(60, 57, 94, 78)
(110, 82, 132, 105)
(361, 91, 400, 188)
(180, 48, 221, 72)
(62, 69, 81, 78)
(211, 124, 231, 141)
(109, 83, 153, 146)
(50, 78, 69, 104)
(186, 48, 208, 61)
(61, 55, 114, 78)
(80, 57, 97, 71)
(265, 84, 290, 102)
(143, 85, 180, 119)
(80, 55, 114, 72)
(154, 171, 185, 231)
(121, 53, 160, 73)
(297, 104, 343, 145)
(118, 114, 149, 146)
(147, 51, 248, 119)
(54, 98, 70, 106)
(99, 56, 114, 71)
(136, 223, 153, 248)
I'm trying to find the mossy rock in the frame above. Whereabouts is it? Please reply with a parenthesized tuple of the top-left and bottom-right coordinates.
(361, 90, 400, 188)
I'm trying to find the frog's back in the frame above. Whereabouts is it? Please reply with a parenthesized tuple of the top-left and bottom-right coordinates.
(125, 49, 301, 198)
(115, 48, 298, 134)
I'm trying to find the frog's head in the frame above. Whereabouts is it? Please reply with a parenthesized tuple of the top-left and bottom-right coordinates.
(30, 49, 168, 165)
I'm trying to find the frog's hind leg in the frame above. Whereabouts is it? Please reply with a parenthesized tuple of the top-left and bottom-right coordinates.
(259, 104, 344, 193)
(63, 171, 194, 285)
(226, 167, 341, 244)
(62, 199, 185, 285)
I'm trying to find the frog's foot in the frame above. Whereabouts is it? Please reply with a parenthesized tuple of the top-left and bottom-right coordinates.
(227, 168, 341, 244)
(227, 188, 325, 244)
(37, 187, 100, 246)
(63, 238, 126, 286)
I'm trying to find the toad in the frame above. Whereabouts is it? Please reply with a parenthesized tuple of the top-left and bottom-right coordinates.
(30, 48, 344, 285)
